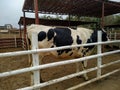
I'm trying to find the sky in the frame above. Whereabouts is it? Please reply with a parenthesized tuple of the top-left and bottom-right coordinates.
(109, 0, 120, 1)
(0, 0, 24, 28)
(0, 0, 120, 28)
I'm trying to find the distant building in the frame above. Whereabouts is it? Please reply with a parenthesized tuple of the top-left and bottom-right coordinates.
(0, 24, 13, 33)
(5, 24, 13, 30)
(0, 24, 13, 30)
(0, 26, 7, 30)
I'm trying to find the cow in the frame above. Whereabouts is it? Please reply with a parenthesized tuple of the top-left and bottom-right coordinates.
(27, 24, 108, 82)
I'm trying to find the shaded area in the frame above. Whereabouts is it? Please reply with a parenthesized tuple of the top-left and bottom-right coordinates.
(18, 17, 97, 26)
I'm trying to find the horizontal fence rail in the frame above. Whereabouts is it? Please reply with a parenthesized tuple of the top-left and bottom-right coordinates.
(0, 50, 120, 78)
(0, 31, 120, 90)
(66, 68, 120, 90)
(0, 40, 120, 58)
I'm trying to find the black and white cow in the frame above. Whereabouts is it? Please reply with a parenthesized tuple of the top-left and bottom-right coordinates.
(27, 24, 108, 82)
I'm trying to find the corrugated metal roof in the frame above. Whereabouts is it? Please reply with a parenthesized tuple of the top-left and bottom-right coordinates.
(22, 0, 120, 17)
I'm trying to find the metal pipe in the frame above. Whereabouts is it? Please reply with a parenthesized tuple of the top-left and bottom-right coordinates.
(67, 68, 120, 90)
(97, 31, 102, 77)
(23, 11, 27, 49)
(19, 24, 22, 38)
(18, 67, 98, 90)
(101, 1, 105, 28)
(34, 0, 39, 24)
(0, 40, 120, 58)
(0, 50, 120, 78)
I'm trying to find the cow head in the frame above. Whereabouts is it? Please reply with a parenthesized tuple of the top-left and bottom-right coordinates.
(84, 29, 108, 51)
(101, 29, 109, 41)
(91, 29, 108, 42)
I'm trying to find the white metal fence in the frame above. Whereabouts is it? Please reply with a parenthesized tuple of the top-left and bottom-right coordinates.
(0, 31, 120, 90)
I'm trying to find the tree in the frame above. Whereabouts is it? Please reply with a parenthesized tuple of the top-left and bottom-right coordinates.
(40, 15, 63, 20)
(104, 14, 120, 25)
(114, 15, 120, 24)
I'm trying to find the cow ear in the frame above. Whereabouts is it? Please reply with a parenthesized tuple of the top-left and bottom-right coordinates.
(47, 29, 55, 41)
(101, 28, 106, 33)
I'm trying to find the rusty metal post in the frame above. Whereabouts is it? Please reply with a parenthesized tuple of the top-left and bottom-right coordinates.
(101, 1, 105, 53)
(101, 1, 104, 29)
(68, 14, 71, 27)
(23, 11, 27, 49)
(34, 0, 39, 24)
(19, 24, 22, 48)
(19, 24, 22, 38)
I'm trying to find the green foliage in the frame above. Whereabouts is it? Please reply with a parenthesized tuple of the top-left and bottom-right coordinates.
(65, 15, 100, 29)
(114, 15, 120, 24)
(104, 14, 120, 25)
(40, 14, 120, 29)
(40, 15, 63, 20)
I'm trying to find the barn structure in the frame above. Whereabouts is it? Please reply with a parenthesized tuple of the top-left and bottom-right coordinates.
(18, 17, 97, 38)
(20, 0, 120, 48)
(18, 17, 97, 28)
(0, 0, 120, 90)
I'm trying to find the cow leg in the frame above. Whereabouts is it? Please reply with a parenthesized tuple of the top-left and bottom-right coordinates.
(83, 60, 87, 68)
(30, 72, 33, 85)
(40, 74, 44, 83)
(39, 55, 44, 83)
(81, 60, 88, 80)
(76, 62, 80, 73)
(76, 62, 83, 79)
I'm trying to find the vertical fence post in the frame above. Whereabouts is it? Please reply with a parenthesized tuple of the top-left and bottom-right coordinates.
(110, 32, 111, 40)
(31, 32, 40, 90)
(114, 32, 116, 40)
(22, 34, 25, 49)
(14, 35, 17, 48)
(97, 31, 102, 78)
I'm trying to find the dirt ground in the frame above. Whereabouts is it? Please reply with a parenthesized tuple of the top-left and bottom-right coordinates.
(0, 48, 120, 90)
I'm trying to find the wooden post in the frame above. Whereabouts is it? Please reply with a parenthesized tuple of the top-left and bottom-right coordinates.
(34, 0, 39, 24)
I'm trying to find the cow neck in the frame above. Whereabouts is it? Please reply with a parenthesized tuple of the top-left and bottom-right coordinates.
(90, 30, 98, 43)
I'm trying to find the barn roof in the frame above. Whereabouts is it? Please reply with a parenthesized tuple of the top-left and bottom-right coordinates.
(22, 0, 120, 18)
(18, 17, 97, 26)
(105, 24, 120, 28)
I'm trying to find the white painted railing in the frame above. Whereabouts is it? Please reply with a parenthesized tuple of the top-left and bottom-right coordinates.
(0, 31, 120, 90)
